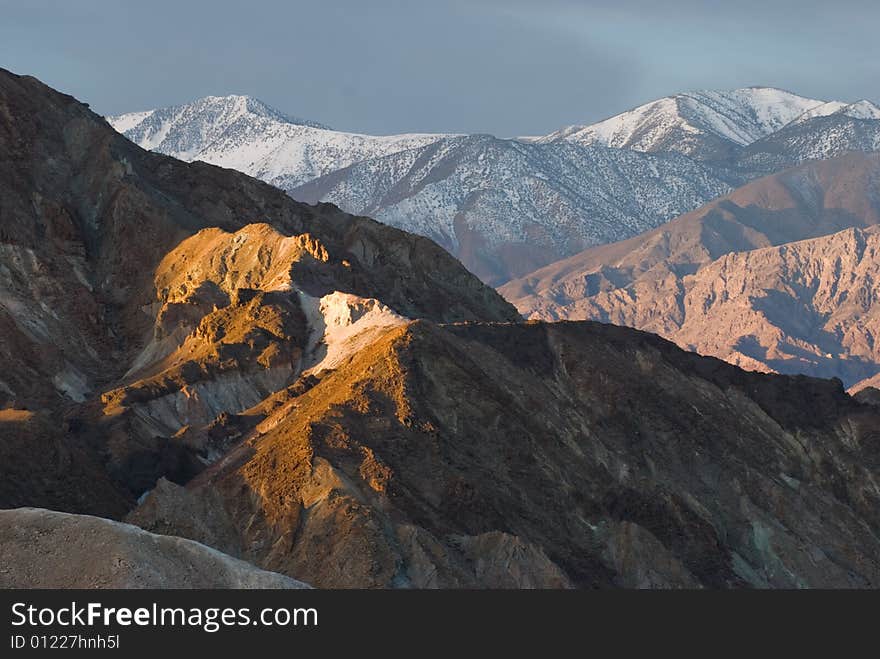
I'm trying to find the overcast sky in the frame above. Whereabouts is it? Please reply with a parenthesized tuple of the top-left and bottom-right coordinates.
(1, 0, 878, 136)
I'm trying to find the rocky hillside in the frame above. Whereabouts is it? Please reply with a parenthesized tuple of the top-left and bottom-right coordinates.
(130, 320, 880, 588)
(0, 67, 516, 517)
(502, 152, 880, 387)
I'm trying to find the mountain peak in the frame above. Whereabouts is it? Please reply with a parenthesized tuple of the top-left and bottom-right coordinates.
(180, 94, 331, 130)
(534, 86, 827, 160)
(108, 95, 451, 190)
(109, 94, 329, 131)
(786, 98, 880, 126)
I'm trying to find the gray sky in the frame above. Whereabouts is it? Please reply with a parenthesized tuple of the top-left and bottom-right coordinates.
(1, 0, 878, 136)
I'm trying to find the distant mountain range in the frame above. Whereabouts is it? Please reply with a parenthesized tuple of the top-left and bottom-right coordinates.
(109, 85, 880, 390)
(502, 152, 880, 389)
(290, 136, 732, 283)
(523, 87, 827, 160)
(110, 87, 880, 285)
(525, 88, 880, 160)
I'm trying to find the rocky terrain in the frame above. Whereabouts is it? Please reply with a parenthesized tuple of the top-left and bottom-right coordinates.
(6, 69, 880, 589)
(0, 67, 515, 518)
(502, 152, 880, 387)
(130, 320, 880, 588)
(0, 508, 309, 588)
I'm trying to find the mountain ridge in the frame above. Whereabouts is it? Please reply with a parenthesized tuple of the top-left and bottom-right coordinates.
(527, 87, 829, 160)
(110, 87, 880, 286)
(290, 134, 734, 284)
(108, 94, 452, 189)
(501, 151, 880, 387)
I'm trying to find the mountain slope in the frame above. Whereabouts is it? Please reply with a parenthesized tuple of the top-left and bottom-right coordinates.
(502, 152, 880, 386)
(731, 114, 880, 178)
(291, 135, 732, 284)
(108, 95, 450, 190)
(130, 319, 880, 588)
(0, 67, 516, 515)
(531, 87, 826, 160)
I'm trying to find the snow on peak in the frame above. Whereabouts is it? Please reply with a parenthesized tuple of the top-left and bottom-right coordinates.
(108, 96, 452, 189)
(106, 94, 330, 160)
(839, 100, 880, 120)
(532, 87, 828, 158)
(197, 94, 330, 129)
(787, 99, 880, 126)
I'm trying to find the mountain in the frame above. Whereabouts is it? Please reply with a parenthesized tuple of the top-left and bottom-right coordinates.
(788, 99, 880, 125)
(731, 114, 880, 178)
(501, 152, 880, 387)
(8, 69, 880, 589)
(0, 67, 516, 517)
(112, 97, 732, 285)
(110, 88, 880, 287)
(0, 508, 310, 588)
(108, 95, 450, 190)
(130, 319, 880, 588)
(528, 87, 827, 160)
(291, 135, 733, 284)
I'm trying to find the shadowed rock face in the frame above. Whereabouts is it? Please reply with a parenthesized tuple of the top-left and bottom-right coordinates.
(502, 153, 880, 387)
(0, 68, 517, 514)
(130, 320, 880, 589)
(0, 508, 310, 588)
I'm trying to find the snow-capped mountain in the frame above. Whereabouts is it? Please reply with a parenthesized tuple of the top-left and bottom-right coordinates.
(528, 87, 827, 160)
(733, 114, 880, 178)
(788, 99, 880, 125)
(291, 135, 732, 284)
(111, 95, 733, 283)
(109, 88, 880, 285)
(108, 95, 451, 189)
